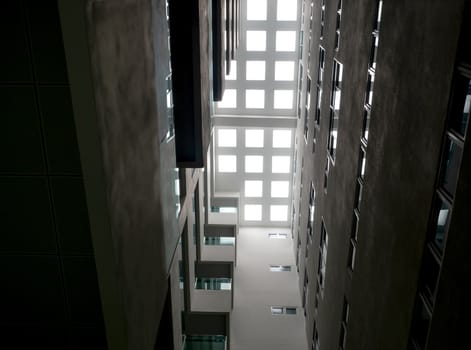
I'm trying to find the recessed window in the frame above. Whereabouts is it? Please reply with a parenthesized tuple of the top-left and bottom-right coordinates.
(432, 196, 450, 253)
(274, 90, 294, 109)
(359, 147, 366, 178)
(273, 129, 292, 147)
(268, 233, 288, 239)
(245, 155, 264, 173)
(277, 0, 297, 21)
(247, 0, 267, 21)
(246, 61, 266, 80)
(270, 205, 288, 221)
(245, 204, 262, 221)
(218, 155, 237, 172)
(271, 181, 289, 198)
(441, 136, 463, 196)
(271, 306, 297, 315)
(272, 156, 290, 173)
(246, 89, 265, 108)
(270, 265, 292, 272)
(217, 129, 237, 147)
(348, 239, 356, 270)
(245, 180, 263, 197)
(245, 129, 264, 148)
(275, 61, 295, 81)
(219, 207, 237, 213)
(217, 89, 237, 108)
(450, 77, 470, 136)
(276, 31, 296, 52)
(247, 30, 267, 51)
(226, 61, 237, 80)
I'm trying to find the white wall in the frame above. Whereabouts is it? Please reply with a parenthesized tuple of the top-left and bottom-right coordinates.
(231, 227, 308, 350)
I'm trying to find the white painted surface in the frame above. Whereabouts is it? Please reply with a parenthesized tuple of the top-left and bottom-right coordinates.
(231, 227, 308, 350)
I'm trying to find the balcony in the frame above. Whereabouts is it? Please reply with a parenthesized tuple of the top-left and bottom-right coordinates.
(183, 335, 227, 350)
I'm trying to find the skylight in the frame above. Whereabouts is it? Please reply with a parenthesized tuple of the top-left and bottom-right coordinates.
(246, 61, 266, 80)
(226, 61, 237, 80)
(272, 156, 290, 173)
(245, 180, 263, 197)
(277, 0, 297, 21)
(245, 155, 264, 173)
(218, 89, 237, 108)
(270, 205, 288, 221)
(275, 31, 296, 52)
(245, 204, 262, 221)
(271, 181, 289, 198)
(213, 0, 302, 226)
(245, 129, 264, 148)
(246, 89, 265, 108)
(272, 130, 292, 148)
(275, 61, 295, 81)
(218, 129, 237, 147)
(247, 0, 267, 21)
(247, 30, 267, 51)
(218, 155, 237, 172)
(274, 90, 293, 109)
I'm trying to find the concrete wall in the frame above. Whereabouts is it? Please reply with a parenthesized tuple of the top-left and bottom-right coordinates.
(293, 0, 466, 349)
(60, 0, 180, 348)
(347, 1, 463, 349)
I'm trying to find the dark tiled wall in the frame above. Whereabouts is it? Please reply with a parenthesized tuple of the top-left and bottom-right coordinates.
(0, 1, 106, 348)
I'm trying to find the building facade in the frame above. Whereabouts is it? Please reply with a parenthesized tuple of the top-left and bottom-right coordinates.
(0, 0, 470, 349)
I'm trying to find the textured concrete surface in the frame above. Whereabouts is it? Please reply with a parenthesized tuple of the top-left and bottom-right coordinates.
(346, 1, 463, 349)
(295, 0, 466, 349)
(83, 0, 179, 348)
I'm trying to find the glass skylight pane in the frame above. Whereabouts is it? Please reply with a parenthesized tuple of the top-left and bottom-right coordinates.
(245, 180, 263, 197)
(218, 129, 237, 147)
(217, 89, 237, 108)
(245, 155, 264, 173)
(270, 205, 288, 221)
(272, 156, 290, 173)
(246, 61, 266, 80)
(276, 31, 296, 52)
(275, 61, 295, 81)
(277, 0, 297, 21)
(245, 204, 262, 221)
(218, 155, 237, 172)
(273, 129, 292, 148)
(271, 181, 289, 198)
(246, 89, 265, 108)
(247, 0, 267, 20)
(226, 61, 237, 80)
(245, 129, 264, 148)
(247, 30, 267, 51)
(274, 90, 293, 109)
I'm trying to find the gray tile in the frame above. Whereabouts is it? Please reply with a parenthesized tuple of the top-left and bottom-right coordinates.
(0, 177, 56, 253)
(0, 86, 45, 174)
(69, 327, 108, 350)
(51, 177, 93, 255)
(26, 0, 68, 83)
(39, 87, 81, 175)
(0, 326, 68, 349)
(62, 256, 104, 325)
(0, 255, 66, 323)
(0, 1, 32, 82)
